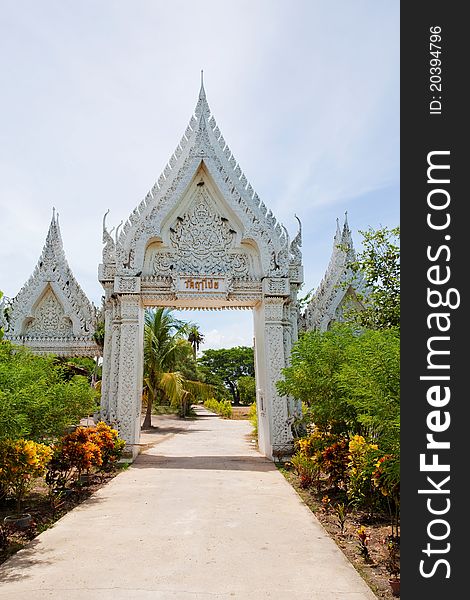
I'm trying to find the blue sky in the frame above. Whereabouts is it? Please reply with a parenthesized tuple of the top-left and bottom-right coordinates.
(0, 1, 399, 350)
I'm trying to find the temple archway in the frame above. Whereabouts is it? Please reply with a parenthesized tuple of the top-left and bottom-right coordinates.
(98, 80, 303, 460)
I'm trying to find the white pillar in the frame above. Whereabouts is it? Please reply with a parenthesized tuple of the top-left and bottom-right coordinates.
(99, 293, 114, 422)
(254, 296, 293, 459)
(115, 294, 144, 460)
(253, 303, 269, 457)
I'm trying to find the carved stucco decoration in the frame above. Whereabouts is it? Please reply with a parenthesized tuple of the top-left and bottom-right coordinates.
(4, 211, 99, 357)
(100, 79, 292, 286)
(300, 214, 366, 332)
(24, 287, 73, 337)
(146, 189, 253, 280)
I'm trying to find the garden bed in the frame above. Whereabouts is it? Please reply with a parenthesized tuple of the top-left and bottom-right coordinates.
(281, 467, 400, 598)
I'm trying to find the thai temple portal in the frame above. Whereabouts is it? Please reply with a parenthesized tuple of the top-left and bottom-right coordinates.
(0, 81, 363, 461)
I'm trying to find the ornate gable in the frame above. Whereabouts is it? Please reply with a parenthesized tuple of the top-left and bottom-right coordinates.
(3, 211, 99, 356)
(300, 214, 365, 331)
(99, 77, 295, 288)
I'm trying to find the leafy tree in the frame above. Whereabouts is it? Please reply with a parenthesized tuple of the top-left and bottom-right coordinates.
(347, 226, 400, 329)
(277, 326, 358, 435)
(55, 357, 100, 383)
(336, 327, 400, 455)
(277, 324, 399, 453)
(0, 341, 97, 442)
(237, 375, 256, 405)
(198, 346, 255, 405)
(0, 290, 6, 340)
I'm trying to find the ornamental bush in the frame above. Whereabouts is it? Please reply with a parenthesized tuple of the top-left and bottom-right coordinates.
(204, 398, 232, 419)
(91, 422, 126, 470)
(295, 430, 339, 458)
(346, 435, 382, 512)
(290, 452, 319, 489)
(46, 422, 126, 488)
(0, 438, 52, 513)
(319, 439, 350, 490)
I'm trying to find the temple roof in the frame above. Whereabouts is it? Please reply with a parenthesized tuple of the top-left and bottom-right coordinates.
(3, 210, 99, 356)
(101, 75, 298, 282)
(300, 214, 365, 331)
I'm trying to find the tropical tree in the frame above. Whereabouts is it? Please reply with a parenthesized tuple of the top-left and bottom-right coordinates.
(93, 319, 105, 352)
(142, 309, 212, 427)
(187, 324, 204, 359)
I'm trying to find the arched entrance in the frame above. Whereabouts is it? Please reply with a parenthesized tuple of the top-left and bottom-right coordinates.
(98, 81, 303, 460)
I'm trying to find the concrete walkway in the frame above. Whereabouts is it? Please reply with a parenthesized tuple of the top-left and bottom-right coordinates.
(0, 408, 376, 599)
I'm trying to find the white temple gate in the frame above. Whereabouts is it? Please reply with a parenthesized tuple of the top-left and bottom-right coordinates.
(98, 80, 304, 460)
(1, 78, 367, 463)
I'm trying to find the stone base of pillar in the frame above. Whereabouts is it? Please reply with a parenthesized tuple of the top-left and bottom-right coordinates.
(120, 443, 140, 463)
(271, 442, 294, 463)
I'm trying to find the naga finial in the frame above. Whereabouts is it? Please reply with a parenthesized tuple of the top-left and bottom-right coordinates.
(290, 214, 302, 265)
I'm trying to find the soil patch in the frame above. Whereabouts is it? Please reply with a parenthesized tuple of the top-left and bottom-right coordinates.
(231, 406, 251, 420)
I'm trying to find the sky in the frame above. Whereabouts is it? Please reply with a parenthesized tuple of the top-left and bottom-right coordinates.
(0, 1, 399, 351)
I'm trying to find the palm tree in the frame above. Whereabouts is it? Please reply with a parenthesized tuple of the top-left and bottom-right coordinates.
(187, 324, 204, 359)
(142, 309, 212, 428)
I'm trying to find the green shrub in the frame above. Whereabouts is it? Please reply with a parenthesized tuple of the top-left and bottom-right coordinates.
(0, 341, 97, 442)
(248, 402, 257, 438)
(204, 398, 232, 419)
(319, 439, 350, 489)
(347, 435, 382, 513)
(290, 452, 319, 489)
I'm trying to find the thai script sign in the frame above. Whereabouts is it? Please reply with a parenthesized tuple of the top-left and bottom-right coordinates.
(176, 276, 228, 293)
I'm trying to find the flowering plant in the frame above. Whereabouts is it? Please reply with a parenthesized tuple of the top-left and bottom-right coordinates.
(0, 439, 52, 514)
(347, 435, 381, 509)
(357, 525, 370, 559)
(46, 422, 125, 490)
(91, 422, 125, 470)
(319, 439, 349, 488)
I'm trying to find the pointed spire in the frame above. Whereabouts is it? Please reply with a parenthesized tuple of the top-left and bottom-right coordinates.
(42, 207, 65, 268)
(102, 209, 116, 264)
(341, 211, 353, 248)
(334, 217, 341, 242)
(195, 69, 210, 120)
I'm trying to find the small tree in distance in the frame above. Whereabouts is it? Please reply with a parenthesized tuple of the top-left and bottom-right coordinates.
(198, 346, 255, 405)
(347, 226, 400, 330)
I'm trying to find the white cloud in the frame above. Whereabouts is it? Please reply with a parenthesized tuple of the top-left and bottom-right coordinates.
(201, 327, 253, 352)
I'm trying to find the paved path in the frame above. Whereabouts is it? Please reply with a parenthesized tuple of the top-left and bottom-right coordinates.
(0, 408, 376, 599)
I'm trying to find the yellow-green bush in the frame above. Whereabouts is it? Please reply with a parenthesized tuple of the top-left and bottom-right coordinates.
(248, 402, 257, 438)
(204, 398, 232, 419)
